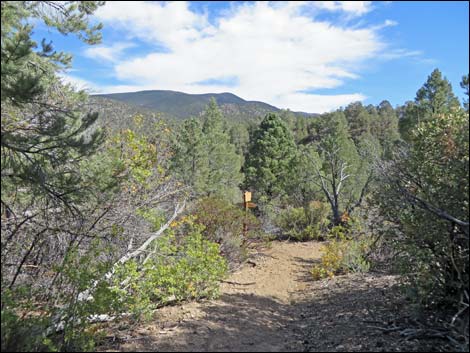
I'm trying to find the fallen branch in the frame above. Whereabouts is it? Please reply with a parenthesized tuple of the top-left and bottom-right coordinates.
(78, 201, 185, 302)
(367, 325, 403, 333)
(48, 201, 186, 334)
(221, 280, 256, 286)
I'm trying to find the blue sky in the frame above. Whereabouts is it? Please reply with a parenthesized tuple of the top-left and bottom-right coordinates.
(32, 1, 469, 113)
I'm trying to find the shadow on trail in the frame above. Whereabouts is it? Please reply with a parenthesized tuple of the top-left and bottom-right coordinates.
(296, 277, 403, 352)
(101, 273, 449, 352)
(135, 293, 301, 352)
(292, 256, 320, 284)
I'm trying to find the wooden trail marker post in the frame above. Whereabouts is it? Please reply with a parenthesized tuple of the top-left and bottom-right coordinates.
(244, 191, 251, 204)
(242, 191, 256, 239)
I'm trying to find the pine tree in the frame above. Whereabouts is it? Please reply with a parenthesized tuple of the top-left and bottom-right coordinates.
(460, 74, 469, 111)
(1, 1, 104, 212)
(344, 102, 372, 144)
(303, 112, 378, 224)
(172, 99, 243, 201)
(279, 109, 309, 142)
(372, 100, 400, 157)
(415, 69, 460, 115)
(172, 118, 209, 194)
(399, 69, 460, 141)
(229, 123, 250, 160)
(201, 99, 243, 200)
(0, 2, 114, 349)
(244, 113, 298, 200)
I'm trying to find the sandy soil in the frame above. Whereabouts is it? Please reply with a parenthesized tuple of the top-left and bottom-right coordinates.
(98, 241, 453, 352)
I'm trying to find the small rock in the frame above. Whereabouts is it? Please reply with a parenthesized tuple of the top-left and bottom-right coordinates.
(167, 295, 177, 302)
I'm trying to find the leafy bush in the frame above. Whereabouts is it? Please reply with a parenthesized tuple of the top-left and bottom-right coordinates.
(1, 282, 99, 352)
(326, 225, 349, 241)
(108, 220, 228, 317)
(190, 197, 262, 267)
(326, 214, 366, 239)
(1, 289, 57, 352)
(342, 240, 371, 273)
(275, 201, 329, 241)
(376, 111, 469, 329)
(2, 219, 228, 352)
(311, 240, 345, 280)
(144, 228, 228, 303)
(311, 226, 371, 280)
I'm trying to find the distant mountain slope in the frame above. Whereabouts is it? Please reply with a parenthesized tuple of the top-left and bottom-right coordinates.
(94, 90, 288, 121)
(87, 96, 176, 134)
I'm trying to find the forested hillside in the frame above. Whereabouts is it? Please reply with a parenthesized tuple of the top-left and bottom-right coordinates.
(1, 2, 468, 352)
(94, 90, 280, 121)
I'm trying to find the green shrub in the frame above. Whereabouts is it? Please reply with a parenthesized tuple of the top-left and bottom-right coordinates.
(144, 228, 228, 303)
(326, 216, 365, 241)
(190, 197, 262, 267)
(326, 225, 349, 241)
(311, 240, 345, 280)
(1, 289, 55, 352)
(275, 201, 329, 241)
(2, 238, 124, 352)
(1, 286, 97, 352)
(341, 239, 371, 273)
(311, 227, 371, 280)
(377, 111, 469, 313)
(1, 219, 229, 352)
(109, 221, 228, 316)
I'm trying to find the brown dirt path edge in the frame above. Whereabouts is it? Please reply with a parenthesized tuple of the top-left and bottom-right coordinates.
(98, 241, 451, 352)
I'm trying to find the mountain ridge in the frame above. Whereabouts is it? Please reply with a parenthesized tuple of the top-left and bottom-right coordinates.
(93, 90, 317, 121)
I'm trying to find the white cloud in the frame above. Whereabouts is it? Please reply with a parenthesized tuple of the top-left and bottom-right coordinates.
(59, 73, 102, 93)
(83, 42, 134, 62)
(94, 1, 210, 49)
(384, 19, 398, 27)
(379, 48, 422, 60)
(368, 19, 398, 31)
(91, 1, 387, 112)
(59, 76, 164, 96)
(273, 92, 368, 113)
(313, 1, 373, 17)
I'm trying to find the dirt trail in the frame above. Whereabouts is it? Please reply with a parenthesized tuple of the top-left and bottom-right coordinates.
(101, 241, 323, 352)
(99, 241, 448, 352)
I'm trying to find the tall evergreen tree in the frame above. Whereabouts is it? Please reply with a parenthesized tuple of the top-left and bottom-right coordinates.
(0, 2, 121, 350)
(415, 69, 460, 115)
(201, 99, 243, 200)
(372, 100, 400, 157)
(279, 109, 309, 142)
(344, 102, 372, 144)
(460, 74, 469, 111)
(172, 118, 209, 194)
(303, 112, 379, 224)
(244, 113, 298, 200)
(172, 99, 243, 201)
(229, 123, 250, 160)
(399, 69, 460, 141)
(1, 1, 104, 213)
